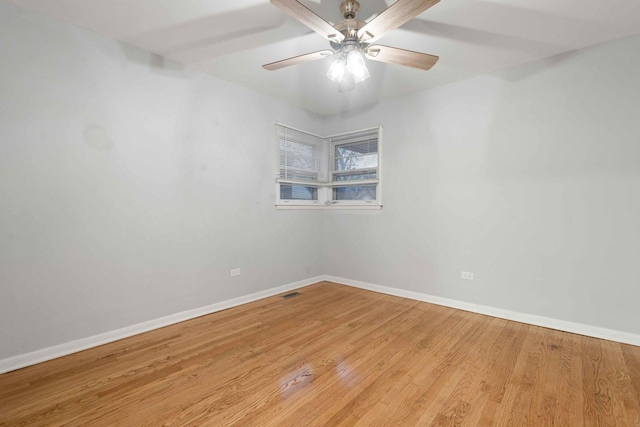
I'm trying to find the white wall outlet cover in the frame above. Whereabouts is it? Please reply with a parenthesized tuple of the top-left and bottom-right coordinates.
(461, 271, 474, 280)
(230, 268, 241, 277)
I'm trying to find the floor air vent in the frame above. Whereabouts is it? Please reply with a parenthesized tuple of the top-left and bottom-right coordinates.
(281, 292, 301, 299)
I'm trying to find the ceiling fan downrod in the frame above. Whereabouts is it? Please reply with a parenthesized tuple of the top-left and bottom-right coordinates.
(340, 0, 360, 19)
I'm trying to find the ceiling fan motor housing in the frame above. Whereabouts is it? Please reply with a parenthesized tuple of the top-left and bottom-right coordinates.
(333, 19, 367, 42)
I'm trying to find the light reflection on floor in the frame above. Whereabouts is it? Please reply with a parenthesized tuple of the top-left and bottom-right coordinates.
(279, 364, 314, 399)
(278, 357, 364, 402)
(335, 358, 360, 388)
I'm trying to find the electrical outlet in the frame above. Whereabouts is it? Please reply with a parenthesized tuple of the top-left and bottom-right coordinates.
(461, 271, 474, 280)
(230, 268, 241, 277)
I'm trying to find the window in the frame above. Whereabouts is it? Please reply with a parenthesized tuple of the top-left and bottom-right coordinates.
(329, 128, 379, 205)
(276, 125, 326, 206)
(279, 184, 318, 201)
(276, 124, 382, 209)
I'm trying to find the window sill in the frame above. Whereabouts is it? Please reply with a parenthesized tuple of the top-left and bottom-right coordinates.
(276, 204, 383, 210)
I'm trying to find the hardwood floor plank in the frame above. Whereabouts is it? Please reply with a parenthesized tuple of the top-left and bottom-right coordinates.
(582, 336, 619, 426)
(602, 339, 639, 426)
(554, 330, 579, 426)
(530, 329, 563, 425)
(622, 343, 640, 425)
(0, 282, 639, 426)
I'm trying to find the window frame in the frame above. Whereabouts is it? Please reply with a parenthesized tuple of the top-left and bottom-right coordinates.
(275, 123, 382, 210)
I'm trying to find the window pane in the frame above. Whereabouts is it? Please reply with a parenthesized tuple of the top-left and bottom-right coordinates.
(333, 185, 377, 201)
(281, 140, 315, 169)
(334, 154, 378, 171)
(336, 140, 378, 157)
(280, 184, 318, 201)
(334, 137, 378, 172)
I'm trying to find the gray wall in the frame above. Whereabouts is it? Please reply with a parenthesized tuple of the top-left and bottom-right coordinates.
(0, 1, 325, 359)
(2, 0, 639, 363)
(323, 34, 640, 335)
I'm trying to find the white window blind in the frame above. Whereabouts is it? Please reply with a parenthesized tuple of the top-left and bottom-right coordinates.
(276, 125, 325, 184)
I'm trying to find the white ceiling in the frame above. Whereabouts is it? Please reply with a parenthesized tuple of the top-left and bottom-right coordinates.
(8, 0, 640, 115)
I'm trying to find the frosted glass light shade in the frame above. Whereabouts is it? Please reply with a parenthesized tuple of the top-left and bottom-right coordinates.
(346, 50, 370, 83)
(327, 58, 346, 82)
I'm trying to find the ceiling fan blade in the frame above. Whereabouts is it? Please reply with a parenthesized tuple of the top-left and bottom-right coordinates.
(358, 0, 440, 43)
(270, 0, 345, 42)
(263, 50, 334, 71)
(365, 45, 439, 70)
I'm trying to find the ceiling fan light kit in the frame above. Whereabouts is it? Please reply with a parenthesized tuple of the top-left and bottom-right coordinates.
(327, 41, 371, 86)
(263, 0, 441, 93)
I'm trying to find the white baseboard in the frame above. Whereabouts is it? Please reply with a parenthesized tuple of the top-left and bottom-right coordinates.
(322, 275, 640, 347)
(0, 276, 323, 375)
(3, 274, 638, 374)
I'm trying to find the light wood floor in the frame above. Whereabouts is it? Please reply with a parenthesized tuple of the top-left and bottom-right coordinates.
(1, 282, 639, 426)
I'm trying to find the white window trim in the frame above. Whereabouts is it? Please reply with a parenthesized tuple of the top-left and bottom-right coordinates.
(275, 124, 383, 210)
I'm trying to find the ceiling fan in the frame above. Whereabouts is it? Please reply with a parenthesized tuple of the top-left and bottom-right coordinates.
(263, 0, 440, 92)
